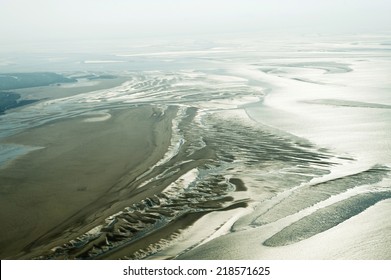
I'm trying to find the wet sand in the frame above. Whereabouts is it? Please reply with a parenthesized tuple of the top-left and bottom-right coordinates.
(1, 36, 390, 260)
(0, 105, 175, 259)
(178, 199, 391, 260)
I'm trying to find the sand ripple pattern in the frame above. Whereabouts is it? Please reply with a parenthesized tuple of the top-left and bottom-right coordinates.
(36, 104, 339, 259)
(40, 172, 246, 259)
(264, 191, 391, 247)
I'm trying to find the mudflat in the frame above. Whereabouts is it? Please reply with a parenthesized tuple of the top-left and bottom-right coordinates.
(0, 105, 175, 259)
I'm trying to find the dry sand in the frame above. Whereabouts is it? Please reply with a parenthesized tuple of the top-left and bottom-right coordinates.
(0, 105, 175, 259)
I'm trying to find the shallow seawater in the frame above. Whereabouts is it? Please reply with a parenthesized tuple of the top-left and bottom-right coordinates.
(0, 143, 41, 169)
(1, 35, 391, 259)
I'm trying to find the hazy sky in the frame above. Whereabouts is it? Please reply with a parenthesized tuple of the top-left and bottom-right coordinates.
(1, 0, 391, 49)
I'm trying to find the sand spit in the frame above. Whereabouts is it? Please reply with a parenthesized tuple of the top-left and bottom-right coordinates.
(0, 105, 176, 259)
(82, 111, 112, 122)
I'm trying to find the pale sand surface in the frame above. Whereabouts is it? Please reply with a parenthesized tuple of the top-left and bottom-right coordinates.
(178, 199, 391, 260)
(0, 105, 175, 259)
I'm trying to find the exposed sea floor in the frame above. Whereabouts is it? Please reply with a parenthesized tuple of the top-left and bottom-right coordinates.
(0, 35, 390, 259)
